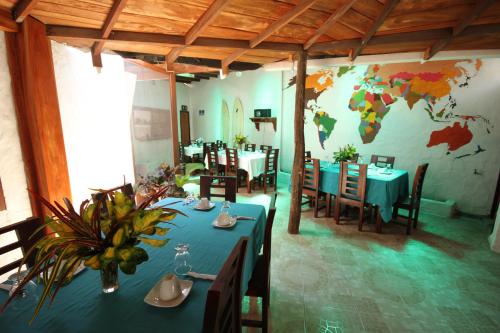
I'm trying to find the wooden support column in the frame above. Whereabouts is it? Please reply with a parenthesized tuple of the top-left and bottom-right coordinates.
(5, 16, 71, 216)
(168, 72, 180, 165)
(288, 50, 306, 234)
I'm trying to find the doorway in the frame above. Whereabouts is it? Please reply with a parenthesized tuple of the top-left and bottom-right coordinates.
(180, 110, 191, 145)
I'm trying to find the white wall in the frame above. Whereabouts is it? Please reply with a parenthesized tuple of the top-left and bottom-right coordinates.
(190, 69, 282, 150)
(0, 32, 32, 280)
(52, 42, 137, 205)
(186, 59, 500, 215)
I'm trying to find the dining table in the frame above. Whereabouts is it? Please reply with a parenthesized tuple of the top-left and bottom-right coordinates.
(0, 198, 267, 333)
(183, 145, 204, 158)
(319, 161, 409, 225)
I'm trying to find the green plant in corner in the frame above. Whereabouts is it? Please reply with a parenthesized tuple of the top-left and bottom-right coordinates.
(0, 186, 182, 323)
(333, 144, 357, 163)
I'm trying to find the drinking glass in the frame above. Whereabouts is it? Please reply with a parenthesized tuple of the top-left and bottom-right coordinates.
(174, 244, 192, 275)
(7, 271, 38, 311)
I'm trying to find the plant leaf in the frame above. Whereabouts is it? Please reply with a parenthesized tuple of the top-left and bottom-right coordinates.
(138, 237, 168, 247)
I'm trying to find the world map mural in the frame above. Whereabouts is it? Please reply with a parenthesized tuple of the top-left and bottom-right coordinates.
(287, 60, 493, 159)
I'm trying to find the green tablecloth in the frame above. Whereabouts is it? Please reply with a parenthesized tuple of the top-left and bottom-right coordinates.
(319, 161, 409, 222)
(0, 198, 266, 333)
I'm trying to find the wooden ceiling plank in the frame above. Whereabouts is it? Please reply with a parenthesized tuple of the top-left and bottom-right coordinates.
(425, 0, 496, 60)
(0, 8, 18, 31)
(351, 0, 400, 60)
(92, 0, 128, 67)
(185, 0, 231, 45)
(304, 0, 357, 50)
(250, 0, 320, 48)
(13, 0, 40, 23)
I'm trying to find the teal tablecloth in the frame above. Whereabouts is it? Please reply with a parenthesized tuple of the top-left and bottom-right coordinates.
(319, 161, 409, 222)
(0, 198, 266, 333)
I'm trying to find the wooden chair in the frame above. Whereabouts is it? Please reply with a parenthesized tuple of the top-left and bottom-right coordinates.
(392, 163, 429, 234)
(200, 175, 237, 202)
(334, 162, 368, 231)
(179, 143, 190, 163)
(206, 147, 222, 176)
(370, 154, 395, 168)
(302, 158, 328, 217)
(350, 153, 359, 163)
(0, 217, 44, 276)
(244, 143, 256, 152)
(226, 148, 251, 193)
(216, 140, 227, 150)
(242, 197, 276, 333)
(304, 151, 311, 158)
(203, 237, 248, 333)
(260, 149, 279, 194)
(259, 145, 272, 152)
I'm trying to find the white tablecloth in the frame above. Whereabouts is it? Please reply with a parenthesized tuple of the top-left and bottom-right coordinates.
(205, 151, 266, 180)
(184, 145, 203, 157)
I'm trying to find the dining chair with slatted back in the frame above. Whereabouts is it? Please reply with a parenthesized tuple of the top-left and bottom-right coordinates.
(261, 149, 279, 194)
(206, 147, 221, 176)
(392, 163, 429, 234)
(242, 205, 276, 333)
(0, 217, 44, 276)
(179, 143, 191, 164)
(302, 158, 327, 217)
(244, 143, 256, 152)
(203, 237, 248, 333)
(370, 154, 395, 168)
(334, 162, 368, 231)
(259, 145, 272, 152)
(225, 148, 248, 192)
(200, 175, 237, 202)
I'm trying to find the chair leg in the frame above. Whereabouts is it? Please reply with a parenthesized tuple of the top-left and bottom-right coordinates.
(313, 196, 319, 218)
(392, 205, 399, 220)
(273, 174, 277, 192)
(413, 204, 420, 229)
(263, 175, 267, 194)
(334, 199, 341, 224)
(246, 174, 251, 194)
(406, 208, 413, 235)
(375, 208, 382, 233)
(358, 206, 364, 231)
(262, 291, 269, 333)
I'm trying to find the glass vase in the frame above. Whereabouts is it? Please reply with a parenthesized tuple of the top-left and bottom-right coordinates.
(101, 262, 119, 293)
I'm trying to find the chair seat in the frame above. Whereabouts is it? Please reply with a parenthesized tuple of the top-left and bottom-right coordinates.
(396, 196, 412, 209)
(245, 255, 265, 297)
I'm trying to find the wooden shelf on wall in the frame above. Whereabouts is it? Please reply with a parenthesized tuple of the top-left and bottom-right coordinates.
(250, 117, 277, 131)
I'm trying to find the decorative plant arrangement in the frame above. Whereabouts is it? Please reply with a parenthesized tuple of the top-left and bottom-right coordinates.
(136, 162, 204, 202)
(1, 186, 182, 323)
(333, 144, 357, 163)
(194, 137, 204, 147)
(233, 134, 248, 150)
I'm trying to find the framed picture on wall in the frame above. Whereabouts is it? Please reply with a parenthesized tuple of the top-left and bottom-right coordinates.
(132, 106, 172, 141)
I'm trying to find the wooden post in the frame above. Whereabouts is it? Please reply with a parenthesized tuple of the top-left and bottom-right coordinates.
(169, 72, 180, 165)
(288, 50, 306, 234)
(5, 16, 71, 216)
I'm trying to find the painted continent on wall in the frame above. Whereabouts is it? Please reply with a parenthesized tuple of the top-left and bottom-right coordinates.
(286, 60, 492, 158)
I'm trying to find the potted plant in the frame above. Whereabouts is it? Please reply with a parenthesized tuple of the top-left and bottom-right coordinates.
(1, 186, 181, 323)
(333, 144, 358, 163)
(234, 134, 248, 152)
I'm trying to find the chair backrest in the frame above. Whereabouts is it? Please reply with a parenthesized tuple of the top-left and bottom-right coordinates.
(304, 151, 311, 159)
(203, 142, 216, 160)
(206, 147, 220, 174)
(264, 149, 279, 174)
(200, 176, 237, 202)
(0, 217, 44, 275)
(260, 145, 272, 152)
(203, 237, 248, 333)
(349, 153, 359, 163)
(370, 154, 395, 168)
(410, 163, 429, 206)
(302, 158, 320, 192)
(179, 143, 187, 162)
(338, 162, 367, 203)
(262, 207, 276, 285)
(244, 143, 256, 152)
(216, 140, 227, 150)
(225, 148, 239, 175)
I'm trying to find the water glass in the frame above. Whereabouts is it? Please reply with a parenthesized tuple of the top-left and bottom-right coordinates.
(7, 271, 38, 311)
(174, 244, 192, 275)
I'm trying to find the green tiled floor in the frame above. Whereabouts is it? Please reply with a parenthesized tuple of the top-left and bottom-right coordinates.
(232, 176, 500, 333)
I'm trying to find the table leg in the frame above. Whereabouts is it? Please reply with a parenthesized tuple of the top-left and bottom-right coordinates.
(326, 193, 332, 217)
(246, 174, 251, 194)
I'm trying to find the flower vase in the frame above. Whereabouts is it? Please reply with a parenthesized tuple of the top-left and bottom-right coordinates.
(101, 262, 119, 293)
(238, 143, 243, 153)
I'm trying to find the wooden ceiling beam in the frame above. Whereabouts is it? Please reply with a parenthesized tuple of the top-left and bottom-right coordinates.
(185, 0, 230, 45)
(351, 0, 399, 61)
(304, 0, 357, 50)
(166, 46, 186, 68)
(46, 25, 303, 51)
(221, 0, 317, 71)
(0, 9, 18, 32)
(12, 0, 40, 23)
(424, 0, 496, 60)
(92, 0, 128, 67)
